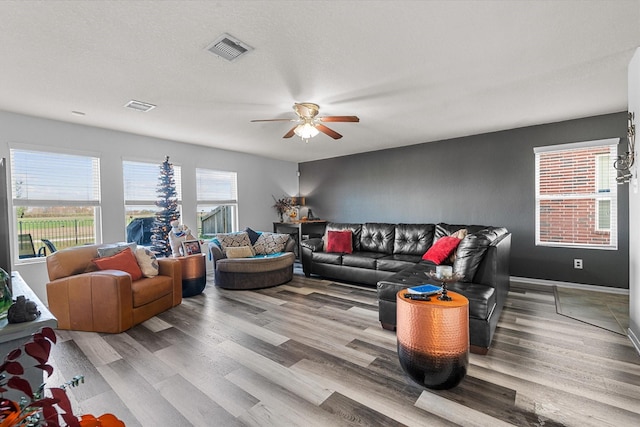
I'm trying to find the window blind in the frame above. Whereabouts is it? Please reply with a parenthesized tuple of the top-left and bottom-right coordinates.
(123, 160, 182, 204)
(196, 168, 237, 204)
(10, 149, 100, 206)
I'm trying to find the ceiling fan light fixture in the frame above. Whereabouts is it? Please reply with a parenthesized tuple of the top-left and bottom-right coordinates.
(294, 122, 319, 140)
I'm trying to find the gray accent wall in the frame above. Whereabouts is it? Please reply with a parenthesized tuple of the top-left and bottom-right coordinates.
(299, 112, 629, 289)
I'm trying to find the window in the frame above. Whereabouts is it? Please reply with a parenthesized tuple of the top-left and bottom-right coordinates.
(534, 138, 618, 249)
(123, 160, 182, 244)
(10, 148, 101, 257)
(196, 168, 237, 237)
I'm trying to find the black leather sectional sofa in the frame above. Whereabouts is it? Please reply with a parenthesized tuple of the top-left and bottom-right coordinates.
(301, 222, 511, 354)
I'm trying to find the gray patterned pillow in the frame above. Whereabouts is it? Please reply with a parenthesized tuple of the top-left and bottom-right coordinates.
(216, 232, 252, 254)
(254, 233, 289, 255)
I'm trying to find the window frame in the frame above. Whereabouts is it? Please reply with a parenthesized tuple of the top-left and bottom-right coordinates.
(122, 159, 183, 237)
(10, 146, 102, 261)
(534, 138, 619, 250)
(196, 168, 238, 237)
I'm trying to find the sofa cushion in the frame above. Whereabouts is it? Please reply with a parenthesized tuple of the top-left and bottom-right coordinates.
(434, 223, 488, 241)
(449, 282, 497, 320)
(422, 236, 461, 264)
(342, 252, 385, 269)
(360, 223, 395, 254)
(134, 247, 159, 278)
(326, 223, 363, 251)
(393, 224, 435, 256)
(377, 254, 422, 272)
(93, 247, 143, 281)
(131, 275, 173, 308)
(313, 251, 343, 265)
(453, 227, 508, 282)
(254, 232, 290, 255)
(226, 245, 256, 258)
(326, 230, 353, 253)
(216, 232, 252, 252)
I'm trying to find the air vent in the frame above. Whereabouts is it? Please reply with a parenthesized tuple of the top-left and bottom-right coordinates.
(124, 100, 156, 112)
(206, 33, 253, 62)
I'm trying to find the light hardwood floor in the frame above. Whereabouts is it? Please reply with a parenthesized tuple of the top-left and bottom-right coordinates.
(48, 270, 640, 427)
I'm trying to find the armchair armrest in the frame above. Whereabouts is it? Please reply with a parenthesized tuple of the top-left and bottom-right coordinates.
(158, 257, 182, 306)
(46, 270, 134, 333)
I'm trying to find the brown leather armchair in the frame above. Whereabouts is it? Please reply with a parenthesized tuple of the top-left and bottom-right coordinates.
(46, 243, 182, 333)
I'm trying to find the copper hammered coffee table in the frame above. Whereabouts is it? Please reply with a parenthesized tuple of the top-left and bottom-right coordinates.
(396, 289, 469, 389)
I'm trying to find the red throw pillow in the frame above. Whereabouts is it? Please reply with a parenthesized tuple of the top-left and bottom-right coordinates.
(93, 247, 143, 281)
(325, 230, 353, 254)
(422, 236, 461, 264)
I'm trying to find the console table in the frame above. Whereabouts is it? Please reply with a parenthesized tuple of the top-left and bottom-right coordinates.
(0, 272, 57, 400)
(273, 220, 327, 258)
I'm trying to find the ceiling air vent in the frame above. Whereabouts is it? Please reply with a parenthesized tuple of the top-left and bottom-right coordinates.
(206, 33, 253, 62)
(124, 100, 156, 112)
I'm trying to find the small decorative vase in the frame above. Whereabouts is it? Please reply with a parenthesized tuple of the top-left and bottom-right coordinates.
(0, 268, 12, 319)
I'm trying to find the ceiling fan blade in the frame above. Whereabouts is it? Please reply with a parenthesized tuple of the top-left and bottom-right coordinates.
(316, 124, 343, 139)
(283, 126, 297, 138)
(251, 118, 296, 122)
(318, 116, 360, 123)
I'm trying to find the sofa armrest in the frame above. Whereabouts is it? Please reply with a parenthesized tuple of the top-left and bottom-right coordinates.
(301, 237, 323, 252)
(301, 237, 324, 277)
(208, 242, 225, 266)
(46, 270, 134, 333)
(158, 257, 182, 307)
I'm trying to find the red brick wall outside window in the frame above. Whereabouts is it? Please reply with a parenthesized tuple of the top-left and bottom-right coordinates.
(535, 142, 617, 249)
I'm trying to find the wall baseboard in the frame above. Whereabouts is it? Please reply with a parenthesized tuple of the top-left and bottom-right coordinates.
(510, 276, 629, 295)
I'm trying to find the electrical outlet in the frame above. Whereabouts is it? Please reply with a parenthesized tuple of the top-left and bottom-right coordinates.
(574, 259, 583, 269)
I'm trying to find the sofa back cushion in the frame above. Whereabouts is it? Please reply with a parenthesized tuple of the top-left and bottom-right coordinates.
(454, 227, 509, 282)
(434, 223, 489, 241)
(46, 244, 102, 281)
(360, 223, 395, 254)
(393, 223, 435, 255)
(326, 223, 363, 251)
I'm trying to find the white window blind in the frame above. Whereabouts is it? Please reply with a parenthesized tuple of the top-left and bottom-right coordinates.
(534, 138, 618, 249)
(123, 160, 182, 204)
(196, 168, 237, 203)
(11, 149, 100, 205)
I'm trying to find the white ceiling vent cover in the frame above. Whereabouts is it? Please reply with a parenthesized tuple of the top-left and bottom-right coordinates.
(206, 33, 253, 62)
(124, 100, 156, 112)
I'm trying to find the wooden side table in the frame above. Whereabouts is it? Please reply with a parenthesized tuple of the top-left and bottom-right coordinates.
(176, 253, 206, 297)
(396, 289, 469, 389)
(273, 220, 327, 258)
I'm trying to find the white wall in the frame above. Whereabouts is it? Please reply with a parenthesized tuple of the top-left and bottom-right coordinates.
(0, 110, 298, 301)
(628, 48, 640, 354)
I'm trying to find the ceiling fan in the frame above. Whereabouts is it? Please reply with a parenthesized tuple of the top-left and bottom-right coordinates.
(251, 102, 359, 141)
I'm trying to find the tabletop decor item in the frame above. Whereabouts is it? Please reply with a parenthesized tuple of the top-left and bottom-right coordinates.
(427, 268, 464, 301)
(272, 195, 292, 222)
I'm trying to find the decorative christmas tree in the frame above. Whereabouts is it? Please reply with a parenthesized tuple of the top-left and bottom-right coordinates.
(150, 156, 179, 257)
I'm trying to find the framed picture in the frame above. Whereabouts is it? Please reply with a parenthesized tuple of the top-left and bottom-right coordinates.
(182, 240, 201, 256)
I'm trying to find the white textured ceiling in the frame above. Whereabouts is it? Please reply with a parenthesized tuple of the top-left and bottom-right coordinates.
(0, 1, 639, 163)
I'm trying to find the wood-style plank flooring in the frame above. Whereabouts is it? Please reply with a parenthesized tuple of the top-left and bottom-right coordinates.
(48, 269, 640, 426)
